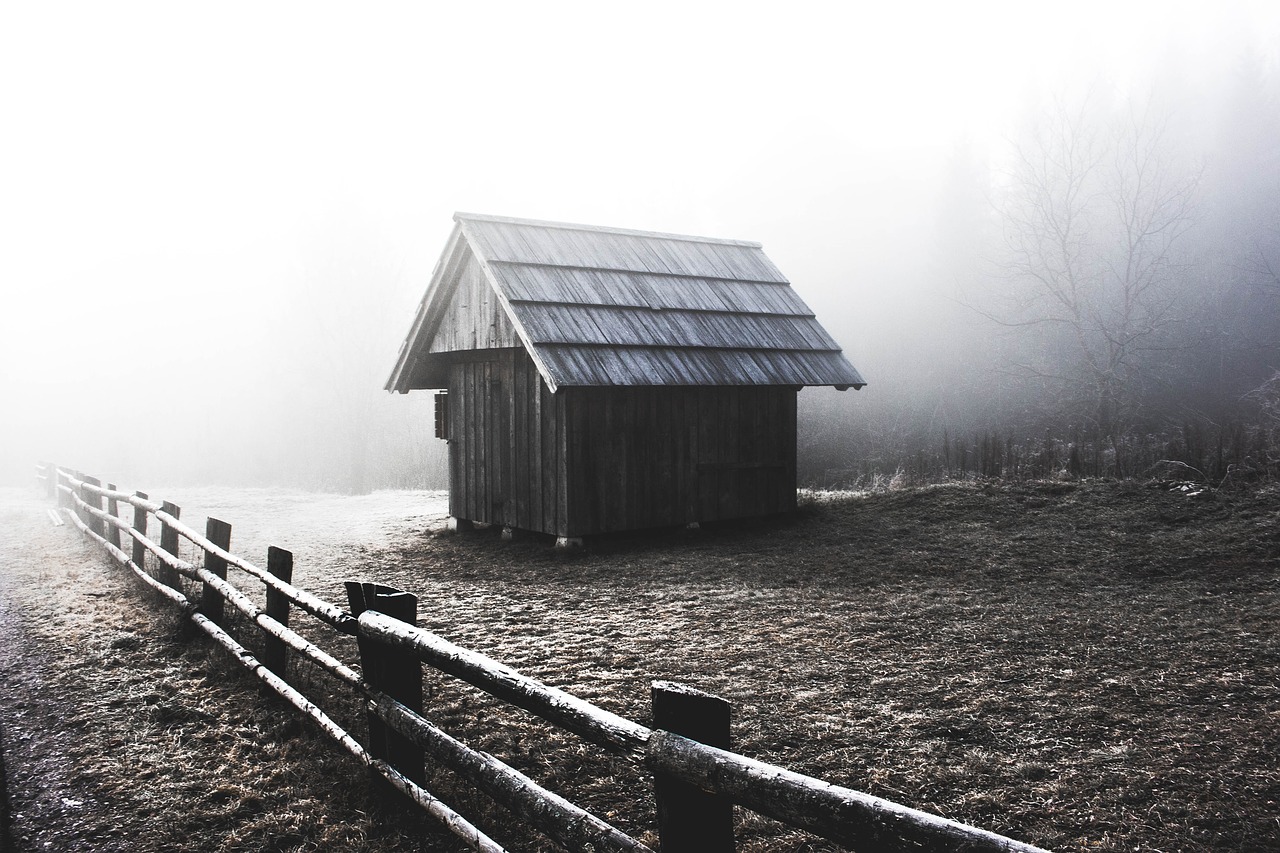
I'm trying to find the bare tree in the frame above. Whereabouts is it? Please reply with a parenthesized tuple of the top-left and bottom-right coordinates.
(993, 95, 1199, 438)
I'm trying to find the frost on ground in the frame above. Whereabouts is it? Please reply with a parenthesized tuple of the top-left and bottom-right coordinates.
(1, 479, 1278, 852)
(0, 486, 460, 853)
(141, 487, 450, 567)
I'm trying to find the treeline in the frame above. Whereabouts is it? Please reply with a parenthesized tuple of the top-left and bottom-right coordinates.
(799, 421, 1280, 490)
(799, 55, 1280, 491)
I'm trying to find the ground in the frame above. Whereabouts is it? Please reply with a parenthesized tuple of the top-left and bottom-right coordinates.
(0, 478, 1277, 852)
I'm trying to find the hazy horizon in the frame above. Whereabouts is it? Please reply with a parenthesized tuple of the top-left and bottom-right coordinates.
(3, 1, 1277, 490)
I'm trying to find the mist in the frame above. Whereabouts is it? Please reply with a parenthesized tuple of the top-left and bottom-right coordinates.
(3, 2, 1278, 491)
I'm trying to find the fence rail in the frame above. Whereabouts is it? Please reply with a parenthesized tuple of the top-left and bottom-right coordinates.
(38, 461, 1049, 853)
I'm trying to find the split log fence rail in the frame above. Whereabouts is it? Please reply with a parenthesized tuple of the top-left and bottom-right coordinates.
(35, 461, 1048, 853)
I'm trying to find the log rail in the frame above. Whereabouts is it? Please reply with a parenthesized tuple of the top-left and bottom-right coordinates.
(38, 462, 1050, 853)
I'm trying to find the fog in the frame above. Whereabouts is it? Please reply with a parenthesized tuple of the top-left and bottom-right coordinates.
(3, 2, 1278, 490)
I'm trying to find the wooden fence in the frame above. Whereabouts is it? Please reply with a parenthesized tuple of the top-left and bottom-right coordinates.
(36, 462, 1049, 853)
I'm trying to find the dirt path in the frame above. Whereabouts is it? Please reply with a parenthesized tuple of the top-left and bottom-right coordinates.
(0, 487, 457, 852)
(0, 488, 145, 850)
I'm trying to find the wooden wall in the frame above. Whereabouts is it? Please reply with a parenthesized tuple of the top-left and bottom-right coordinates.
(429, 250, 521, 354)
(447, 348, 564, 535)
(447, 348, 798, 537)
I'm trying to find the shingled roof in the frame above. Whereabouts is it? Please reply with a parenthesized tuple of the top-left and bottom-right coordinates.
(386, 213, 865, 393)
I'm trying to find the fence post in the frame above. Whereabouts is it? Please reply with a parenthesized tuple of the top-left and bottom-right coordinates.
(159, 502, 181, 589)
(81, 475, 106, 537)
(71, 471, 85, 523)
(201, 518, 232, 627)
(105, 483, 122, 550)
(131, 492, 148, 569)
(44, 462, 56, 499)
(263, 546, 293, 680)
(651, 680, 736, 853)
(345, 581, 425, 785)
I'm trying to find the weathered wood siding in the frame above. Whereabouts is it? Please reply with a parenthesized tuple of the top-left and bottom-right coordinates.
(447, 348, 797, 537)
(448, 348, 565, 535)
(430, 250, 520, 354)
(561, 384, 797, 536)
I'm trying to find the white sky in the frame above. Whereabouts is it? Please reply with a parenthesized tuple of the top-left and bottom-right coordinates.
(1, 0, 1277, 483)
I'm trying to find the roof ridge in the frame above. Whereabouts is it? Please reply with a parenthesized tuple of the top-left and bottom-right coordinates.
(453, 211, 764, 249)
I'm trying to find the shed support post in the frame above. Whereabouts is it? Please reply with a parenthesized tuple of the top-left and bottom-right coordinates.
(447, 517, 474, 532)
(263, 546, 294, 680)
(652, 680, 736, 853)
(346, 582, 426, 786)
(201, 518, 232, 627)
(554, 536, 583, 550)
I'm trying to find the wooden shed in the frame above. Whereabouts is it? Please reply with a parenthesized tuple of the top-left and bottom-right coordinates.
(386, 213, 865, 543)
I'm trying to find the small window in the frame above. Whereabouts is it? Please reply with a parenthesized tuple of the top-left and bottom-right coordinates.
(434, 391, 450, 440)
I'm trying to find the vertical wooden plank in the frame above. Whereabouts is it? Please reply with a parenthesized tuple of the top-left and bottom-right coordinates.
(637, 388, 648, 530)
(648, 387, 659, 530)
(513, 350, 527, 531)
(784, 390, 798, 512)
(476, 359, 484, 523)
(724, 388, 740, 519)
(565, 389, 581, 537)
(504, 345, 514, 525)
(131, 492, 148, 569)
(697, 391, 715, 522)
(503, 350, 515, 527)
(556, 388, 571, 537)
(647, 390, 660, 529)
(763, 389, 778, 514)
(466, 362, 478, 523)
(201, 518, 232, 627)
(495, 357, 505, 525)
(542, 380, 557, 537)
(460, 363, 470, 523)
(263, 546, 293, 679)
(778, 388, 791, 513)
(529, 356, 544, 535)
(492, 355, 503, 525)
(480, 360, 491, 523)
(624, 390, 636, 531)
(492, 357, 503, 524)
(742, 389, 761, 517)
(159, 502, 182, 589)
(674, 389, 690, 524)
(105, 483, 122, 549)
(447, 367, 461, 522)
(472, 361, 482, 523)
(652, 681, 735, 853)
(656, 388, 672, 528)
(603, 390, 619, 533)
(581, 389, 600, 535)
(628, 388, 644, 530)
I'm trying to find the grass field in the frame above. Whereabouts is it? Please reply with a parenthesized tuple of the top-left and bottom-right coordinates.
(1, 478, 1277, 851)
